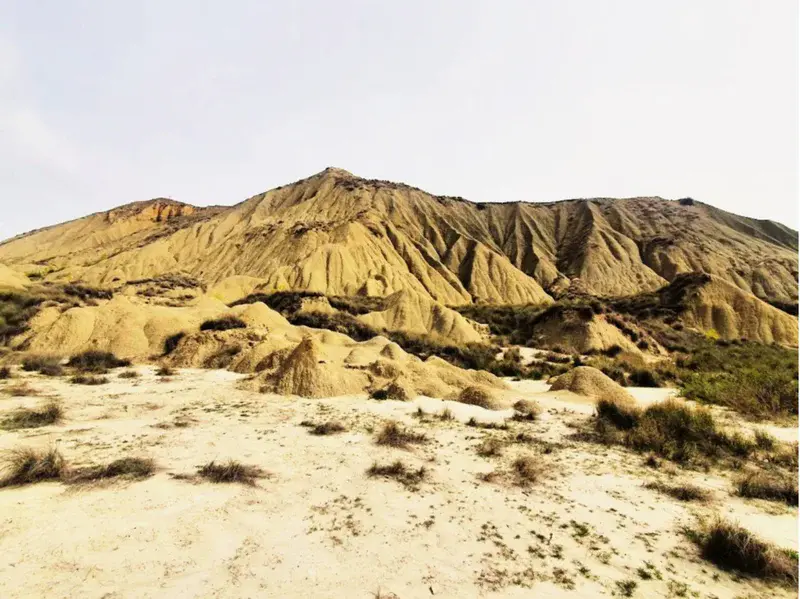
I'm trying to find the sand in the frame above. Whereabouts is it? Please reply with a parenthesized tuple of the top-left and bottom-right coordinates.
(0, 368, 795, 598)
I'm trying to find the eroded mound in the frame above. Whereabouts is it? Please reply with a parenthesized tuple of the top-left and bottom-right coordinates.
(549, 366, 635, 403)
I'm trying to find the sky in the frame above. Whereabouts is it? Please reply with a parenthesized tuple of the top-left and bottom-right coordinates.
(0, 0, 797, 240)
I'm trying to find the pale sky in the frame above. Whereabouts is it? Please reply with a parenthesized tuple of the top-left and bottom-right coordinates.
(1, 0, 797, 240)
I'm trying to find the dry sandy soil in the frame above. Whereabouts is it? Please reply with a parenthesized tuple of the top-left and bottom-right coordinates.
(0, 369, 796, 598)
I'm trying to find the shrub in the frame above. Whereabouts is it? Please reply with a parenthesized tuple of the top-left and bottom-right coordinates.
(70, 374, 108, 385)
(38, 363, 64, 376)
(513, 399, 541, 421)
(628, 368, 661, 388)
(22, 354, 61, 373)
(68, 457, 155, 483)
(644, 480, 711, 502)
(596, 398, 641, 430)
(2, 400, 63, 430)
(476, 438, 504, 457)
(735, 471, 798, 505)
(1, 382, 38, 396)
(163, 332, 185, 355)
(199, 316, 247, 332)
(366, 460, 426, 488)
(308, 421, 346, 436)
(197, 460, 266, 484)
(753, 430, 776, 451)
(0, 366, 10, 379)
(155, 366, 174, 377)
(118, 370, 140, 379)
(67, 350, 130, 373)
(0, 447, 65, 487)
(690, 517, 797, 584)
(512, 455, 545, 485)
(370, 388, 389, 400)
(375, 421, 427, 448)
(597, 398, 756, 463)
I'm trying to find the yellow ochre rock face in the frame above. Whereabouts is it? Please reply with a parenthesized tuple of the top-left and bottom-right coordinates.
(0, 168, 796, 308)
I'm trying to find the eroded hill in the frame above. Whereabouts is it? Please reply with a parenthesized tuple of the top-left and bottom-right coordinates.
(1, 168, 796, 308)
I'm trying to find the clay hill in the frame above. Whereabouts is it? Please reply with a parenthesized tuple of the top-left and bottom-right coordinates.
(0, 167, 797, 348)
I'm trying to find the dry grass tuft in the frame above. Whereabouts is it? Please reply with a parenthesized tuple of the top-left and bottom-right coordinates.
(735, 471, 798, 505)
(689, 517, 798, 584)
(2, 400, 63, 430)
(0, 366, 11, 379)
(118, 370, 140, 379)
(0, 447, 65, 487)
(366, 460, 427, 488)
(197, 460, 266, 485)
(375, 421, 427, 448)
(512, 455, 546, 486)
(476, 437, 504, 457)
(68, 457, 155, 483)
(70, 374, 108, 385)
(307, 421, 347, 436)
(644, 480, 712, 502)
(155, 366, 175, 377)
(1, 382, 38, 396)
(21, 354, 61, 373)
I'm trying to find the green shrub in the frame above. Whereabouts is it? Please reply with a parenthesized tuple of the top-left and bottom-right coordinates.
(629, 368, 661, 387)
(199, 316, 247, 331)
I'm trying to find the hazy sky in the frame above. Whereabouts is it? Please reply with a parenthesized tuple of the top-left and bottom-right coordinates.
(1, 0, 797, 240)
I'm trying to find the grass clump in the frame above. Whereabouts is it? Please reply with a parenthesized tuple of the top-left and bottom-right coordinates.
(512, 455, 545, 486)
(70, 374, 108, 385)
(476, 437, 504, 457)
(21, 354, 62, 375)
(734, 471, 798, 505)
(118, 370, 140, 379)
(307, 421, 347, 436)
(644, 480, 712, 502)
(689, 517, 798, 584)
(1, 382, 38, 396)
(614, 579, 638, 597)
(0, 366, 10, 379)
(199, 316, 247, 331)
(0, 447, 65, 487)
(69, 457, 155, 483)
(197, 460, 266, 485)
(155, 366, 175, 377)
(366, 460, 427, 488)
(375, 421, 427, 448)
(2, 400, 63, 430)
(67, 350, 130, 373)
(595, 397, 757, 464)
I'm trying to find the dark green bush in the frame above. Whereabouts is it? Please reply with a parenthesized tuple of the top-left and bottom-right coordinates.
(163, 332, 185, 355)
(67, 350, 130, 373)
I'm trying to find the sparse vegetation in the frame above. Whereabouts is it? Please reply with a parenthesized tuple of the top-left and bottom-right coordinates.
(70, 374, 108, 385)
(1, 382, 38, 396)
(688, 517, 798, 584)
(476, 437, 504, 457)
(68, 457, 155, 483)
(615, 579, 638, 596)
(734, 471, 798, 505)
(199, 316, 247, 331)
(155, 366, 175, 377)
(366, 460, 427, 488)
(307, 421, 347, 436)
(0, 447, 65, 487)
(118, 370, 140, 379)
(644, 480, 712, 502)
(66, 350, 130, 373)
(22, 354, 62, 374)
(512, 455, 545, 486)
(595, 397, 759, 464)
(197, 460, 266, 484)
(2, 400, 63, 430)
(375, 421, 427, 448)
(0, 366, 10, 379)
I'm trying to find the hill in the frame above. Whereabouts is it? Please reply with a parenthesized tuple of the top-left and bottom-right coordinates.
(0, 167, 796, 310)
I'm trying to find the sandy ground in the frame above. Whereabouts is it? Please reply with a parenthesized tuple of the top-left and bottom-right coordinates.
(0, 368, 796, 599)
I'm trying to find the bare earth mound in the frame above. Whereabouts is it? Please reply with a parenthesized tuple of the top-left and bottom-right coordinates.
(549, 366, 635, 403)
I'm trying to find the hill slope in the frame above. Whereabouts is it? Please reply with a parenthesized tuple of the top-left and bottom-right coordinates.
(1, 168, 797, 307)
